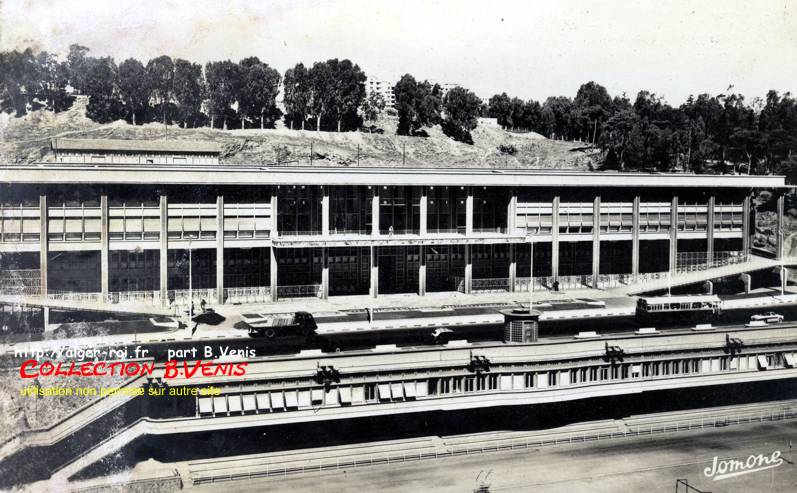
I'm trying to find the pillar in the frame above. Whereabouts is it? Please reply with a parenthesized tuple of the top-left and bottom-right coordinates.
(419, 188, 428, 236)
(216, 195, 224, 305)
(669, 196, 679, 273)
(740, 273, 752, 294)
(592, 196, 601, 287)
(43, 306, 50, 331)
(464, 244, 472, 294)
(776, 194, 785, 260)
(508, 243, 517, 292)
(418, 245, 427, 296)
(507, 188, 517, 234)
(371, 187, 380, 235)
(370, 245, 378, 298)
(321, 247, 329, 300)
(100, 194, 109, 300)
(321, 186, 330, 236)
(39, 194, 48, 297)
(159, 195, 168, 307)
(742, 195, 751, 257)
(707, 196, 715, 265)
(270, 193, 278, 239)
(465, 187, 474, 235)
(270, 246, 278, 302)
(551, 196, 560, 279)
(631, 196, 640, 280)
(781, 267, 788, 294)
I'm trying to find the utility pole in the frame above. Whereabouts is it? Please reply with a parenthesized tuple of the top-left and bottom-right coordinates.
(310, 142, 313, 166)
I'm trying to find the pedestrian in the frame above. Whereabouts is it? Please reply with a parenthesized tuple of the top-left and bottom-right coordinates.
(388, 225, 394, 237)
(200, 299, 206, 312)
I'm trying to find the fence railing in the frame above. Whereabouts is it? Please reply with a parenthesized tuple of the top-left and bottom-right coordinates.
(190, 405, 797, 486)
(167, 289, 218, 306)
(676, 250, 748, 273)
(107, 290, 160, 305)
(224, 286, 271, 304)
(276, 284, 322, 299)
(46, 290, 102, 303)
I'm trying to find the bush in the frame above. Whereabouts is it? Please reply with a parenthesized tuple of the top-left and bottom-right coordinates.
(498, 144, 517, 155)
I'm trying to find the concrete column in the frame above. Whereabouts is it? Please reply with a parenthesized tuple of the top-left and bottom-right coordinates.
(418, 245, 427, 296)
(781, 267, 788, 294)
(551, 196, 560, 279)
(216, 195, 224, 305)
(706, 196, 715, 266)
(270, 247, 278, 302)
(507, 188, 517, 233)
(371, 187, 380, 235)
(631, 196, 640, 280)
(321, 186, 330, 236)
(43, 306, 50, 331)
(39, 194, 48, 297)
(100, 194, 109, 300)
(370, 245, 378, 298)
(464, 244, 472, 294)
(465, 187, 474, 235)
(159, 195, 168, 307)
(270, 193, 278, 239)
(742, 195, 751, 257)
(669, 196, 679, 273)
(419, 188, 428, 235)
(321, 247, 329, 300)
(740, 273, 752, 294)
(508, 243, 517, 292)
(592, 196, 601, 287)
(776, 194, 785, 260)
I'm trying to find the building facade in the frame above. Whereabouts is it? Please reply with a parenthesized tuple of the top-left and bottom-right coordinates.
(0, 140, 787, 308)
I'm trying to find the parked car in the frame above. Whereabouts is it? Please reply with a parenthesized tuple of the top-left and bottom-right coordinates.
(750, 312, 784, 323)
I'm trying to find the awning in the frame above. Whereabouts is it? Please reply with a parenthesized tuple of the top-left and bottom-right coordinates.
(403, 382, 416, 399)
(757, 355, 770, 370)
(256, 393, 270, 410)
(242, 394, 256, 412)
(414, 382, 428, 398)
(284, 391, 299, 408)
(311, 389, 325, 403)
(377, 384, 391, 400)
(271, 392, 285, 409)
(198, 397, 213, 415)
(391, 383, 404, 399)
(351, 386, 365, 403)
(339, 387, 352, 404)
(298, 390, 312, 407)
(212, 396, 227, 414)
(227, 394, 242, 413)
(785, 354, 795, 368)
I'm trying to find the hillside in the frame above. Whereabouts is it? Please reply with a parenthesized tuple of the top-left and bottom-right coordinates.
(0, 97, 603, 169)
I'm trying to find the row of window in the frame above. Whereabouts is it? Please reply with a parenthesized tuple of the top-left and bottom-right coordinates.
(197, 352, 795, 417)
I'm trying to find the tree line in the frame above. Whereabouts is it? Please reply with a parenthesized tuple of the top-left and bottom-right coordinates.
(0, 45, 370, 131)
(486, 82, 797, 177)
(1, 45, 795, 179)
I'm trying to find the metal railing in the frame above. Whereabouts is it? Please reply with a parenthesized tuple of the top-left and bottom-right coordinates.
(107, 290, 161, 305)
(426, 228, 466, 235)
(190, 405, 797, 486)
(167, 289, 218, 306)
(224, 286, 272, 304)
(329, 229, 371, 236)
(278, 230, 323, 237)
(46, 290, 102, 303)
(470, 278, 511, 293)
(276, 284, 322, 299)
(675, 251, 748, 273)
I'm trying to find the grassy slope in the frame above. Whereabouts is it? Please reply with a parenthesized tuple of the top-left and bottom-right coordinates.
(1, 97, 603, 169)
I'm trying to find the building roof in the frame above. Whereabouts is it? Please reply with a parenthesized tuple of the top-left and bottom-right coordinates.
(0, 164, 787, 188)
(51, 138, 222, 154)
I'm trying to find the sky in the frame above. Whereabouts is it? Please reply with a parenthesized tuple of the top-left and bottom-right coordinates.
(1, 0, 795, 104)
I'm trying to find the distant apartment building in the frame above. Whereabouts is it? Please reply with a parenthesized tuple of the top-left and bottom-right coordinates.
(365, 78, 396, 109)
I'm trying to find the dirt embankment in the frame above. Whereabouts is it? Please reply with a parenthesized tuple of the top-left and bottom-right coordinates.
(1, 98, 603, 169)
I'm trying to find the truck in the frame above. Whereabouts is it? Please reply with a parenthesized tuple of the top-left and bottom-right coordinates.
(241, 311, 317, 338)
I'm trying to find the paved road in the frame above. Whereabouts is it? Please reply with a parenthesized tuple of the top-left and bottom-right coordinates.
(199, 421, 797, 493)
